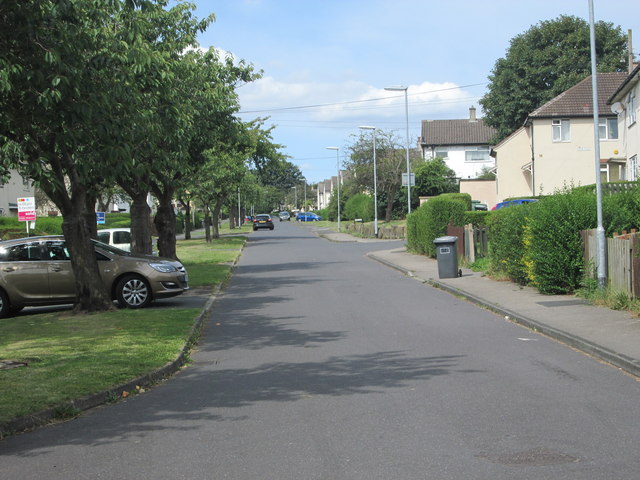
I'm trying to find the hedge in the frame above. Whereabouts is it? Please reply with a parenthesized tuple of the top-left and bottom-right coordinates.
(344, 193, 373, 221)
(407, 194, 467, 257)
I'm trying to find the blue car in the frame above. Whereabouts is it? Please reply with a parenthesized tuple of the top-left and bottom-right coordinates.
(296, 212, 322, 221)
(492, 199, 538, 210)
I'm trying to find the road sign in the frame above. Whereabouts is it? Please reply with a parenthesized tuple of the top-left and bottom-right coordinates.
(401, 173, 415, 187)
(17, 197, 36, 222)
(96, 212, 106, 224)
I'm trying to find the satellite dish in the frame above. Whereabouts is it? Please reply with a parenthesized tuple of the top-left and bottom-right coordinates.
(611, 102, 625, 114)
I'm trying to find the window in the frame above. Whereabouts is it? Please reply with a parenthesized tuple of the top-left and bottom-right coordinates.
(0, 242, 42, 261)
(628, 155, 638, 181)
(465, 147, 490, 162)
(46, 241, 70, 260)
(552, 119, 570, 142)
(599, 118, 618, 140)
(628, 90, 637, 125)
(434, 148, 448, 159)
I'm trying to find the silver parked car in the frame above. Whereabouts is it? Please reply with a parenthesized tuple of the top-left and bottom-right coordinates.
(0, 235, 189, 317)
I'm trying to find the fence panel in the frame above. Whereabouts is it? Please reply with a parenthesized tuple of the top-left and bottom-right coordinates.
(607, 237, 633, 294)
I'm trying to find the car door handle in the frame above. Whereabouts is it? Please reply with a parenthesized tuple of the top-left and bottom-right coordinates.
(3, 266, 16, 272)
(50, 266, 62, 272)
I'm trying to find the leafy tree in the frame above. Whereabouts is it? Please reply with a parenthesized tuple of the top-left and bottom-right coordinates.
(345, 130, 421, 221)
(0, 0, 161, 312)
(414, 157, 458, 197)
(480, 15, 628, 140)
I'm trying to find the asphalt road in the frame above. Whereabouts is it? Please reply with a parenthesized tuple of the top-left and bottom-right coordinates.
(3, 222, 640, 479)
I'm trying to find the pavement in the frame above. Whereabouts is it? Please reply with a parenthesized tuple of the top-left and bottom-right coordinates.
(315, 228, 640, 379)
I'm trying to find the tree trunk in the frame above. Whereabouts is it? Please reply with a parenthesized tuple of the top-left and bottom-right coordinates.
(130, 192, 153, 255)
(55, 196, 114, 313)
(212, 198, 224, 239)
(203, 204, 212, 243)
(153, 192, 178, 260)
(183, 202, 192, 240)
(384, 186, 398, 222)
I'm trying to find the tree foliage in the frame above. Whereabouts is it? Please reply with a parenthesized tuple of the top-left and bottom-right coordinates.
(413, 157, 458, 197)
(480, 15, 628, 140)
(345, 130, 421, 221)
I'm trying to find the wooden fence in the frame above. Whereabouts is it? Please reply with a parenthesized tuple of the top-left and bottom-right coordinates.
(447, 223, 488, 264)
(581, 229, 640, 297)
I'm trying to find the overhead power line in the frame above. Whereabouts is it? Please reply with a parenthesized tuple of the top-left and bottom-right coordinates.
(238, 82, 487, 115)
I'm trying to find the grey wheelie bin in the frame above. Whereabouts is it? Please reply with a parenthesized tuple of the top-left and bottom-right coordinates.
(433, 236, 461, 279)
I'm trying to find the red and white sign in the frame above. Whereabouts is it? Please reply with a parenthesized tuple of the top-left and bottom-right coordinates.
(17, 197, 36, 222)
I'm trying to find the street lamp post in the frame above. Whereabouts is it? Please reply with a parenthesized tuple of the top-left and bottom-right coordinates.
(359, 125, 378, 237)
(385, 85, 411, 215)
(326, 146, 341, 232)
(292, 186, 297, 212)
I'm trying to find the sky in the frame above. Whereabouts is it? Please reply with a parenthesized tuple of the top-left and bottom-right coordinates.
(190, 0, 640, 184)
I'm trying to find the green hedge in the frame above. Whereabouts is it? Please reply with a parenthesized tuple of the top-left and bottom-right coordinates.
(407, 194, 467, 257)
(344, 194, 373, 221)
(488, 204, 532, 285)
(464, 211, 490, 227)
(524, 189, 596, 294)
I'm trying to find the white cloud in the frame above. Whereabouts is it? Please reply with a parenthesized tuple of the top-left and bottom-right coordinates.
(238, 77, 479, 121)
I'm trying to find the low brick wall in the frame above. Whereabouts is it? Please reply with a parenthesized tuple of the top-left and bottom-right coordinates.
(344, 222, 405, 239)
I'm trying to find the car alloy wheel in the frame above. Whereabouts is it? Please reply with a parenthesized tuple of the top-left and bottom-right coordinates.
(116, 274, 151, 309)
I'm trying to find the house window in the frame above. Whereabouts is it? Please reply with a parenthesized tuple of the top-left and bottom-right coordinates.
(628, 90, 637, 125)
(628, 155, 638, 181)
(552, 119, 570, 142)
(464, 147, 490, 162)
(434, 148, 448, 159)
(599, 118, 618, 140)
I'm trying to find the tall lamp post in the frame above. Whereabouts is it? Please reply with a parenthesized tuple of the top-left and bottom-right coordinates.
(292, 186, 297, 212)
(589, 0, 606, 289)
(359, 125, 378, 237)
(384, 85, 411, 215)
(326, 146, 341, 232)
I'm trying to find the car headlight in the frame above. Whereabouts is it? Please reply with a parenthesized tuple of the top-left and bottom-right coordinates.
(150, 263, 178, 273)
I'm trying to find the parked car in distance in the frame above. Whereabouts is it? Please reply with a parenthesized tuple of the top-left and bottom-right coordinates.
(279, 211, 291, 221)
(296, 212, 322, 221)
(492, 199, 538, 210)
(0, 235, 189, 317)
(96, 228, 132, 251)
(244, 215, 253, 224)
(471, 200, 488, 211)
(253, 214, 274, 231)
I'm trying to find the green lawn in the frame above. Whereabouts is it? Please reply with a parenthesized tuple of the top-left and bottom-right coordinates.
(0, 234, 247, 430)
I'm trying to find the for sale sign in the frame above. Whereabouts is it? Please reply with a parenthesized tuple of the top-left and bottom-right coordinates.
(17, 197, 36, 222)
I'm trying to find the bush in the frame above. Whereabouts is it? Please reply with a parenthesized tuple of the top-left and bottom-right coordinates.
(316, 208, 329, 221)
(524, 189, 596, 294)
(464, 211, 491, 227)
(344, 194, 373, 221)
(407, 194, 467, 257)
(487, 204, 532, 285)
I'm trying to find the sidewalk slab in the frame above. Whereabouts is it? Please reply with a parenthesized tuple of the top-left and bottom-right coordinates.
(368, 247, 640, 378)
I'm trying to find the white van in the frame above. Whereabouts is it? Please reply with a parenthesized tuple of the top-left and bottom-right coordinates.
(96, 228, 132, 251)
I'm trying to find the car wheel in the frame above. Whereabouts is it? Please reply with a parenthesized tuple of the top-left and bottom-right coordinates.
(270, 226, 274, 230)
(0, 289, 12, 318)
(116, 275, 151, 309)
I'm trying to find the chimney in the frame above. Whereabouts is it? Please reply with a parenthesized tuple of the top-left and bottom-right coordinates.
(469, 106, 477, 122)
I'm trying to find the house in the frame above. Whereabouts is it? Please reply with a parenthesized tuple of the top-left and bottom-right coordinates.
(419, 106, 497, 180)
(0, 169, 35, 217)
(492, 72, 628, 202)
(608, 62, 640, 179)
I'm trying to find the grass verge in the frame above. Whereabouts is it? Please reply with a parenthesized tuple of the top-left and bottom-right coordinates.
(0, 234, 247, 430)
